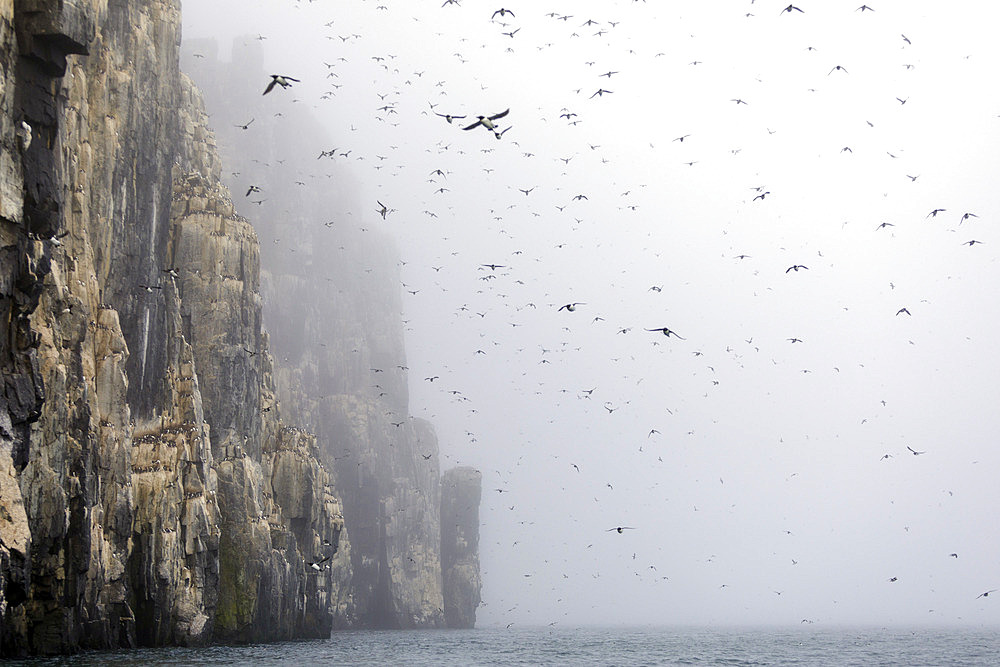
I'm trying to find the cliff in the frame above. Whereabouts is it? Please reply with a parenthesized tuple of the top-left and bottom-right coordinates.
(1, 0, 348, 654)
(1, 0, 479, 657)
(441, 467, 482, 629)
(181, 38, 451, 629)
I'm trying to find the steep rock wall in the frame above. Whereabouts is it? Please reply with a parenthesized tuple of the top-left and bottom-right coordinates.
(441, 467, 482, 629)
(0, 0, 350, 655)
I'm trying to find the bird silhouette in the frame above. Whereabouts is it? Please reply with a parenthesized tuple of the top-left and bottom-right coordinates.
(263, 74, 300, 95)
(646, 327, 685, 339)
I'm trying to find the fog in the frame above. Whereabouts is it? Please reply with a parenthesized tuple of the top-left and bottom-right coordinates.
(180, 0, 1000, 628)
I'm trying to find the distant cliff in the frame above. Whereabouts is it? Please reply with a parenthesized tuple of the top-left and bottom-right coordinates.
(1, 0, 478, 657)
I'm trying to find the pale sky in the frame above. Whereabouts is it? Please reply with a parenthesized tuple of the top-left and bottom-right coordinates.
(182, 0, 1000, 627)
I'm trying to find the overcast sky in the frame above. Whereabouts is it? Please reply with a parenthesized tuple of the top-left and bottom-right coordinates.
(181, 0, 1000, 628)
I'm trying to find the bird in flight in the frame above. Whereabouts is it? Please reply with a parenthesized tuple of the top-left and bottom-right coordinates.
(896, 308, 911, 316)
(607, 526, 636, 534)
(462, 108, 510, 132)
(786, 265, 808, 273)
(780, 4, 804, 14)
(263, 74, 300, 95)
(492, 8, 514, 19)
(590, 88, 613, 98)
(647, 327, 685, 339)
(376, 201, 389, 219)
(234, 118, 254, 130)
(927, 208, 946, 218)
(906, 446, 925, 456)
(307, 555, 331, 571)
(433, 110, 466, 124)
(976, 590, 997, 599)
(558, 302, 585, 312)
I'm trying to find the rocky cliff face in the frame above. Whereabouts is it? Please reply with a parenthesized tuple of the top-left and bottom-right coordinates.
(0, 0, 350, 655)
(441, 467, 482, 629)
(181, 38, 462, 630)
(1, 1, 480, 656)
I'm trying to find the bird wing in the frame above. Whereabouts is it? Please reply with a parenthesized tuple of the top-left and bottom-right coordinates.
(263, 79, 278, 95)
(283, 76, 301, 82)
(488, 108, 511, 121)
(461, 119, 483, 130)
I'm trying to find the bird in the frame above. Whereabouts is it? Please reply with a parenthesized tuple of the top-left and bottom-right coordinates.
(607, 526, 636, 533)
(376, 201, 389, 219)
(959, 212, 979, 223)
(906, 446, 925, 456)
(433, 110, 466, 124)
(646, 327, 685, 339)
(263, 74, 300, 95)
(558, 303, 585, 312)
(492, 8, 514, 19)
(234, 118, 254, 130)
(307, 555, 331, 571)
(896, 308, 911, 316)
(786, 265, 808, 273)
(927, 208, 946, 218)
(462, 109, 510, 132)
(780, 4, 804, 13)
(976, 590, 997, 599)
(590, 88, 613, 98)
(246, 185, 262, 197)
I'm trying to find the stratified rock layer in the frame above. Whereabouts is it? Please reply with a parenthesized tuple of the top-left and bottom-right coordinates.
(0, 0, 350, 656)
(441, 467, 482, 629)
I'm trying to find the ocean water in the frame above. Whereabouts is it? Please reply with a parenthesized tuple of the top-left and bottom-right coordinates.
(12, 626, 1000, 666)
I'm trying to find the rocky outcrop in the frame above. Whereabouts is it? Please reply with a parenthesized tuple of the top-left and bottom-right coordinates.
(182, 38, 451, 630)
(441, 467, 482, 629)
(0, 0, 351, 656)
(2, 1, 482, 656)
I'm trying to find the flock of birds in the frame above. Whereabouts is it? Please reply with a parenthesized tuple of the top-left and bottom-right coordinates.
(191, 0, 1000, 626)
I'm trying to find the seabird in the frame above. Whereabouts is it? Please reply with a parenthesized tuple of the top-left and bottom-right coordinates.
(786, 265, 808, 273)
(976, 590, 997, 599)
(607, 526, 636, 533)
(308, 555, 331, 571)
(780, 4, 804, 13)
(433, 110, 466, 124)
(376, 201, 389, 219)
(263, 74, 300, 95)
(492, 8, 514, 19)
(906, 446, 925, 456)
(462, 109, 510, 132)
(646, 327, 685, 339)
(558, 302, 585, 312)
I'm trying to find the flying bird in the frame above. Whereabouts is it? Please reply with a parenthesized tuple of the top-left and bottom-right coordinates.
(462, 108, 510, 132)
(558, 302, 585, 312)
(646, 327, 685, 339)
(263, 74, 300, 95)
(307, 555, 331, 571)
(906, 446, 925, 456)
(976, 590, 998, 599)
(607, 526, 636, 533)
(433, 110, 466, 124)
(779, 4, 804, 13)
(786, 265, 808, 273)
(492, 8, 515, 19)
(376, 201, 389, 219)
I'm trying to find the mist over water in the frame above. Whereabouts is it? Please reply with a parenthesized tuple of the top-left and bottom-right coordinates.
(181, 1, 1000, 629)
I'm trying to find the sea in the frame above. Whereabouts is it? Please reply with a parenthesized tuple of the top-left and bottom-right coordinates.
(9, 626, 1000, 666)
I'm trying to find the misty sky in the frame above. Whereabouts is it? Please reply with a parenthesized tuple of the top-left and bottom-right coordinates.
(181, 1, 1000, 627)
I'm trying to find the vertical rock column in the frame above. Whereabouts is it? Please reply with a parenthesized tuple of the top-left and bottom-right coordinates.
(440, 467, 482, 629)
